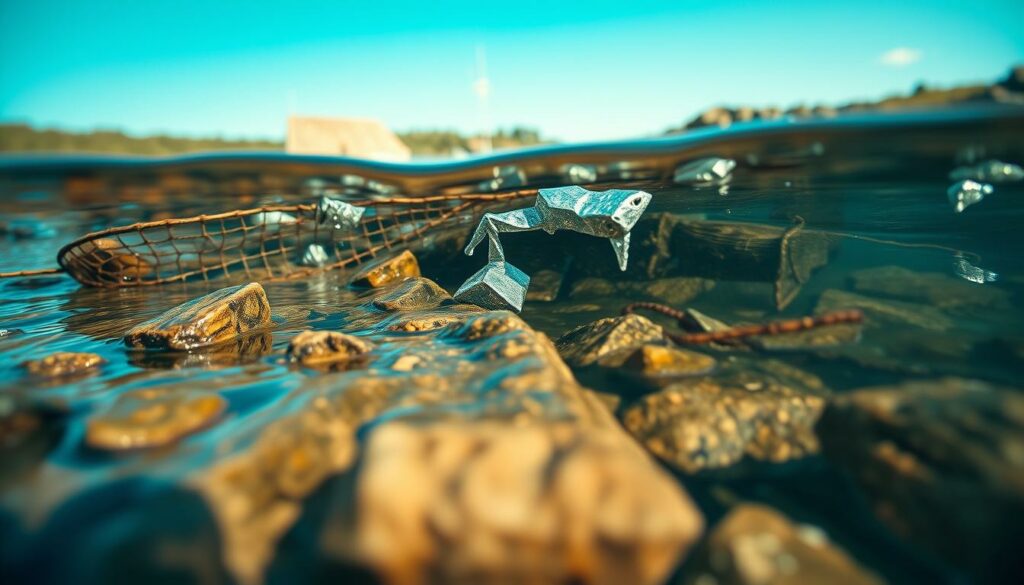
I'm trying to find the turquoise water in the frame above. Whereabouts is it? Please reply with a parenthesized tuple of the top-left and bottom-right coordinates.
(1, 107, 1023, 583)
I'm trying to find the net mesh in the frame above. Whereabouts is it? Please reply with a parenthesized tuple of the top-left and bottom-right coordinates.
(55, 191, 535, 287)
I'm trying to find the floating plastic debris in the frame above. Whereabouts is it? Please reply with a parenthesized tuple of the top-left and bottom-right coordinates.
(947, 180, 993, 213)
(673, 157, 736, 185)
(949, 160, 1024, 183)
(247, 211, 297, 226)
(561, 164, 598, 184)
(301, 243, 329, 267)
(316, 196, 366, 230)
(953, 252, 998, 284)
(479, 166, 526, 192)
(455, 185, 652, 311)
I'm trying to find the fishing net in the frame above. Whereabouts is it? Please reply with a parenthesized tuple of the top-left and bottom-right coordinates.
(46, 191, 535, 287)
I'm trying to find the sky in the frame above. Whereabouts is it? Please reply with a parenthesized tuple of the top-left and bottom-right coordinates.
(1, 0, 1022, 143)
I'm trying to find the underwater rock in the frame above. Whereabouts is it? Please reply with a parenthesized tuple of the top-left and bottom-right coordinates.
(129, 332, 273, 369)
(524, 268, 565, 302)
(371, 277, 451, 312)
(681, 504, 882, 585)
(622, 368, 825, 473)
(849, 265, 1009, 310)
(814, 289, 952, 331)
(343, 420, 703, 585)
(386, 305, 486, 332)
(286, 331, 374, 366)
(817, 378, 1024, 582)
(748, 324, 861, 351)
(22, 352, 105, 378)
(86, 388, 227, 451)
(949, 159, 1024, 183)
(350, 250, 421, 288)
(947, 179, 993, 213)
(569, 276, 714, 306)
(124, 282, 271, 350)
(555, 314, 665, 367)
(64, 237, 153, 285)
(194, 310, 703, 585)
(619, 344, 717, 379)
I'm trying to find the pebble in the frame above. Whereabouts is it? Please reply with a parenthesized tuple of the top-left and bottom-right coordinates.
(350, 250, 421, 288)
(124, 282, 271, 350)
(86, 388, 227, 450)
(22, 352, 105, 378)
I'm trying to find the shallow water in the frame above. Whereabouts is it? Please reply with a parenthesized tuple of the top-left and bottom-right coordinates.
(2, 107, 1023, 583)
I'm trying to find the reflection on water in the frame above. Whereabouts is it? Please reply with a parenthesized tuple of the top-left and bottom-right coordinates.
(1, 108, 1024, 584)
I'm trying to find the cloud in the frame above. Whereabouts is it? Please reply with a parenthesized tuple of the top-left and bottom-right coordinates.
(880, 47, 922, 67)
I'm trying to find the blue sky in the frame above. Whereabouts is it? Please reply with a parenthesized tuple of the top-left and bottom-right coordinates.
(1, 0, 1022, 142)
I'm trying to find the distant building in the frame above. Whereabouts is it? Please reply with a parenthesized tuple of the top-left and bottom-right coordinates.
(285, 116, 411, 161)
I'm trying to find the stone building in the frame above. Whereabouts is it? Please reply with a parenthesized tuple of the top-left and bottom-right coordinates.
(285, 116, 411, 161)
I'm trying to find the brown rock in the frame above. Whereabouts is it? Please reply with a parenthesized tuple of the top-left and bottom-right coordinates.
(525, 268, 565, 302)
(568, 276, 713, 306)
(286, 330, 374, 366)
(347, 421, 704, 585)
(623, 368, 825, 472)
(815, 289, 952, 331)
(86, 388, 227, 450)
(372, 277, 451, 312)
(124, 282, 271, 350)
(22, 352, 105, 378)
(350, 250, 420, 288)
(849, 265, 1010, 310)
(193, 310, 704, 585)
(817, 378, 1024, 581)
(682, 504, 881, 585)
(555, 314, 665, 367)
(621, 344, 717, 380)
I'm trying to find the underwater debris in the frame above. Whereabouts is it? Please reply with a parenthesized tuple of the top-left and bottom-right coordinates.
(949, 159, 1024, 183)
(300, 243, 329, 267)
(455, 186, 652, 311)
(953, 252, 999, 284)
(673, 157, 736, 185)
(948, 179, 993, 213)
(316, 195, 366, 230)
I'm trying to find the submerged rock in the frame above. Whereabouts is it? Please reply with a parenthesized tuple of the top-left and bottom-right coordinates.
(850, 265, 1009, 310)
(371, 277, 451, 312)
(193, 310, 703, 585)
(524, 268, 565, 302)
(622, 368, 826, 473)
(682, 504, 881, 585)
(86, 388, 227, 451)
(22, 352, 105, 378)
(817, 378, 1024, 581)
(555, 314, 665, 367)
(345, 420, 703, 585)
(815, 289, 952, 331)
(286, 331, 375, 366)
(124, 282, 271, 350)
(350, 250, 421, 288)
(568, 276, 714, 306)
(620, 344, 717, 380)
